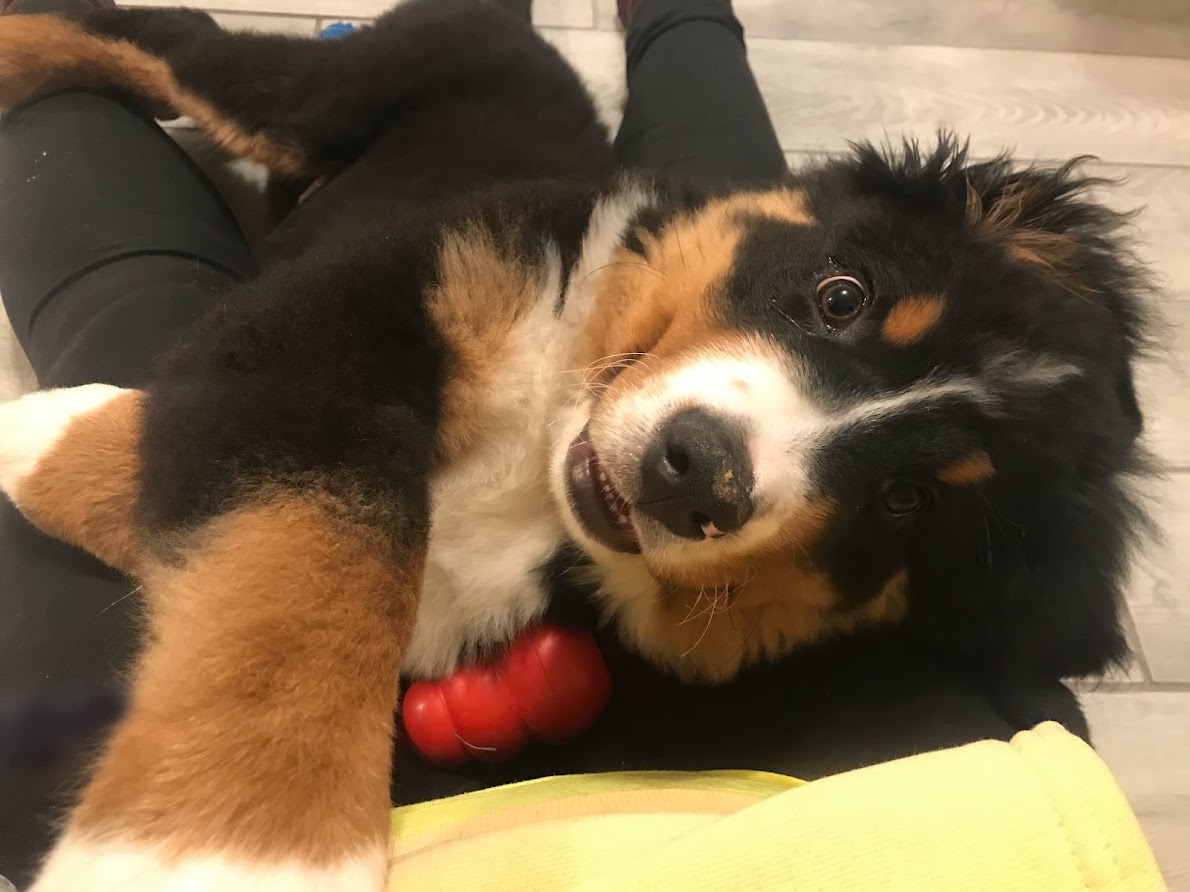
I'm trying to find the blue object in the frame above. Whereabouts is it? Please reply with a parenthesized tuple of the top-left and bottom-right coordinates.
(318, 21, 357, 39)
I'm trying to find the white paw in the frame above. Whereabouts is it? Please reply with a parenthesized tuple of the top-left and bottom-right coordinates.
(0, 384, 128, 500)
(31, 835, 388, 892)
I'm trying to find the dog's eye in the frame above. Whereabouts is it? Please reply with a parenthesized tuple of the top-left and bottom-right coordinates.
(816, 275, 868, 327)
(881, 480, 928, 517)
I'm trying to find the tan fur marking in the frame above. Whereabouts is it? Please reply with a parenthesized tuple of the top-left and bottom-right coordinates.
(16, 391, 144, 575)
(882, 295, 946, 346)
(1005, 230, 1080, 277)
(587, 189, 814, 375)
(606, 489, 912, 682)
(427, 227, 547, 460)
(0, 16, 308, 175)
(644, 568, 837, 683)
(635, 549, 908, 684)
(719, 189, 814, 226)
(965, 178, 1081, 287)
(938, 451, 995, 486)
(70, 493, 421, 863)
(844, 570, 909, 630)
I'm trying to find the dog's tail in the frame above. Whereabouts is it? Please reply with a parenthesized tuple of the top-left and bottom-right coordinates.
(0, 0, 541, 179)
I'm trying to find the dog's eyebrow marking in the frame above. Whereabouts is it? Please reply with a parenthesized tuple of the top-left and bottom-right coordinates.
(882, 295, 945, 346)
(821, 352, 1084, 433)
(723, 189, 815, 226)
(826, 377, 998, 431)
(938, 451, 996, 486)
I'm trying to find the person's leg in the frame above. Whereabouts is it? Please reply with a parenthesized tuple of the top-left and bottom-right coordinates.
(0, 93, 251, 388)
(613, 0, 786, 183)
(0, 7, 253, 883)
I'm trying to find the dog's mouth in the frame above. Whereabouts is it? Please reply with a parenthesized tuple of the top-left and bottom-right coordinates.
(564, 425, 640, 554)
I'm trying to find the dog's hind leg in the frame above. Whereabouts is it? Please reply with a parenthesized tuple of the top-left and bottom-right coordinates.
(4, 378, 433, 891)
(0, 0, 563, 179)
(29, 485, 424, 892)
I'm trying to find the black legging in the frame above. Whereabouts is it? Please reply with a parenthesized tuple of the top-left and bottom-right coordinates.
(0, 0, 785, 882)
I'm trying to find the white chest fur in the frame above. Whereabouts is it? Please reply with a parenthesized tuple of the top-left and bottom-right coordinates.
(401, 295, 570, 678)
(400, 184, 655, 678)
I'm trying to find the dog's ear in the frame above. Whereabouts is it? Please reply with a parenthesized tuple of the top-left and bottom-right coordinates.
(837, 138, 1154, 708)
(844, 140, 1147, 336)
(965, 155, 1153, 440)
(962, 158, 1148, 321)
(907, 463, 1145, 692)
(963, 162, 1089, 280)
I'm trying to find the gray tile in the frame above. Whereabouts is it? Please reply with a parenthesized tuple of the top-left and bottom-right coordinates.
(1127, 472, 1190, 683)
(1086, 163, 1190, 307)
(596, 0, 1190, 59)
(748, 38, 1190, 165)
(1136, 301, 1190, 470)
(543, 26, 1190, 165)
(208, 11, 318, 34)
(120, 0, 383, 16)
(534, 0, 595, 29)
(1081, 691, 1190, 889)
(128, 0, 590, 28)
(0, 302, 37, 401)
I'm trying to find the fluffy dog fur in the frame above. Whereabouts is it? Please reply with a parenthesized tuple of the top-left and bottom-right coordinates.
(0, 1, 1153, 887)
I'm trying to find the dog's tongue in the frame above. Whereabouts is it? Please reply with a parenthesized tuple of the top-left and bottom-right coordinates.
(401, 624, 612, 768)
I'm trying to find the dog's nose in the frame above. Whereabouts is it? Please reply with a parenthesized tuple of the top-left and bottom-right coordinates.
(637, 408, 754, 539)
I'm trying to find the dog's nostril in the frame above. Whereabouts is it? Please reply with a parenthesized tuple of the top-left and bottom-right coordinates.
(638, 408, 755, 540)
(664, 442, 690, 476)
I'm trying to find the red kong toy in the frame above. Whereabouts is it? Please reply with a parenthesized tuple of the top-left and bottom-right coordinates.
(401, 624, 612, 767)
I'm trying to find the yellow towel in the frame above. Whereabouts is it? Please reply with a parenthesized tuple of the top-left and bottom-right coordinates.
(388, 722, 1166, 891)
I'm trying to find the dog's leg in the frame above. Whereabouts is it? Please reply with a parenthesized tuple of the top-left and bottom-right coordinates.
(1, 383, 428, 891)
(0, 0, 556, 177)
(0, 385, 145, 575)
(27, 488, 423, 891)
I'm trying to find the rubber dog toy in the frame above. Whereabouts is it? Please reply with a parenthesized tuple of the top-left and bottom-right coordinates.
(401, 624, 611, 767)
(317, 21, 356, 39)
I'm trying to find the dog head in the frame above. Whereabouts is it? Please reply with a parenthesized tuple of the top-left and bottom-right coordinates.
(551, 138, 1151, 683)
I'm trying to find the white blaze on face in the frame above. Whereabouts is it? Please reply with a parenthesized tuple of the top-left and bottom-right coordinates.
(583, 336, 1085, 561)
(591, 337, 825, 556)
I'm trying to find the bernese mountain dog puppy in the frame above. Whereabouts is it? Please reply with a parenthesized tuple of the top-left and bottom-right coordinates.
(0, 0, 1153, 888)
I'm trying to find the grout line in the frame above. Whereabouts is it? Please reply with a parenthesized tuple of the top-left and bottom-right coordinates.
(744, 30, 1190, 65)
(190, 6, 611, 33)
(1071, 679, 1190, 694)
(519, 21, 611, 33)
(141, 1, 1190, 71)
(201, 7, 318, 17)
(1121, 605, 1155, 684)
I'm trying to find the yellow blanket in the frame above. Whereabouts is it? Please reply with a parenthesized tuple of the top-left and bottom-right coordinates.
(388, 721, 1166, 890)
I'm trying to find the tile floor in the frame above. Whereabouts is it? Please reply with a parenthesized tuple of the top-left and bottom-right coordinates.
(1, 0, 1187, 885)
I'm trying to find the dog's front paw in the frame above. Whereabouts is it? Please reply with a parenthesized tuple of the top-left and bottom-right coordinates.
(31, 834, 388, 892)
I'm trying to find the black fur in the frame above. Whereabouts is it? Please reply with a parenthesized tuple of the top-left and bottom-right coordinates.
(715, 139, 1152, 692)
(105, 0, 610, 538)
(61, 3, 1153, 736)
